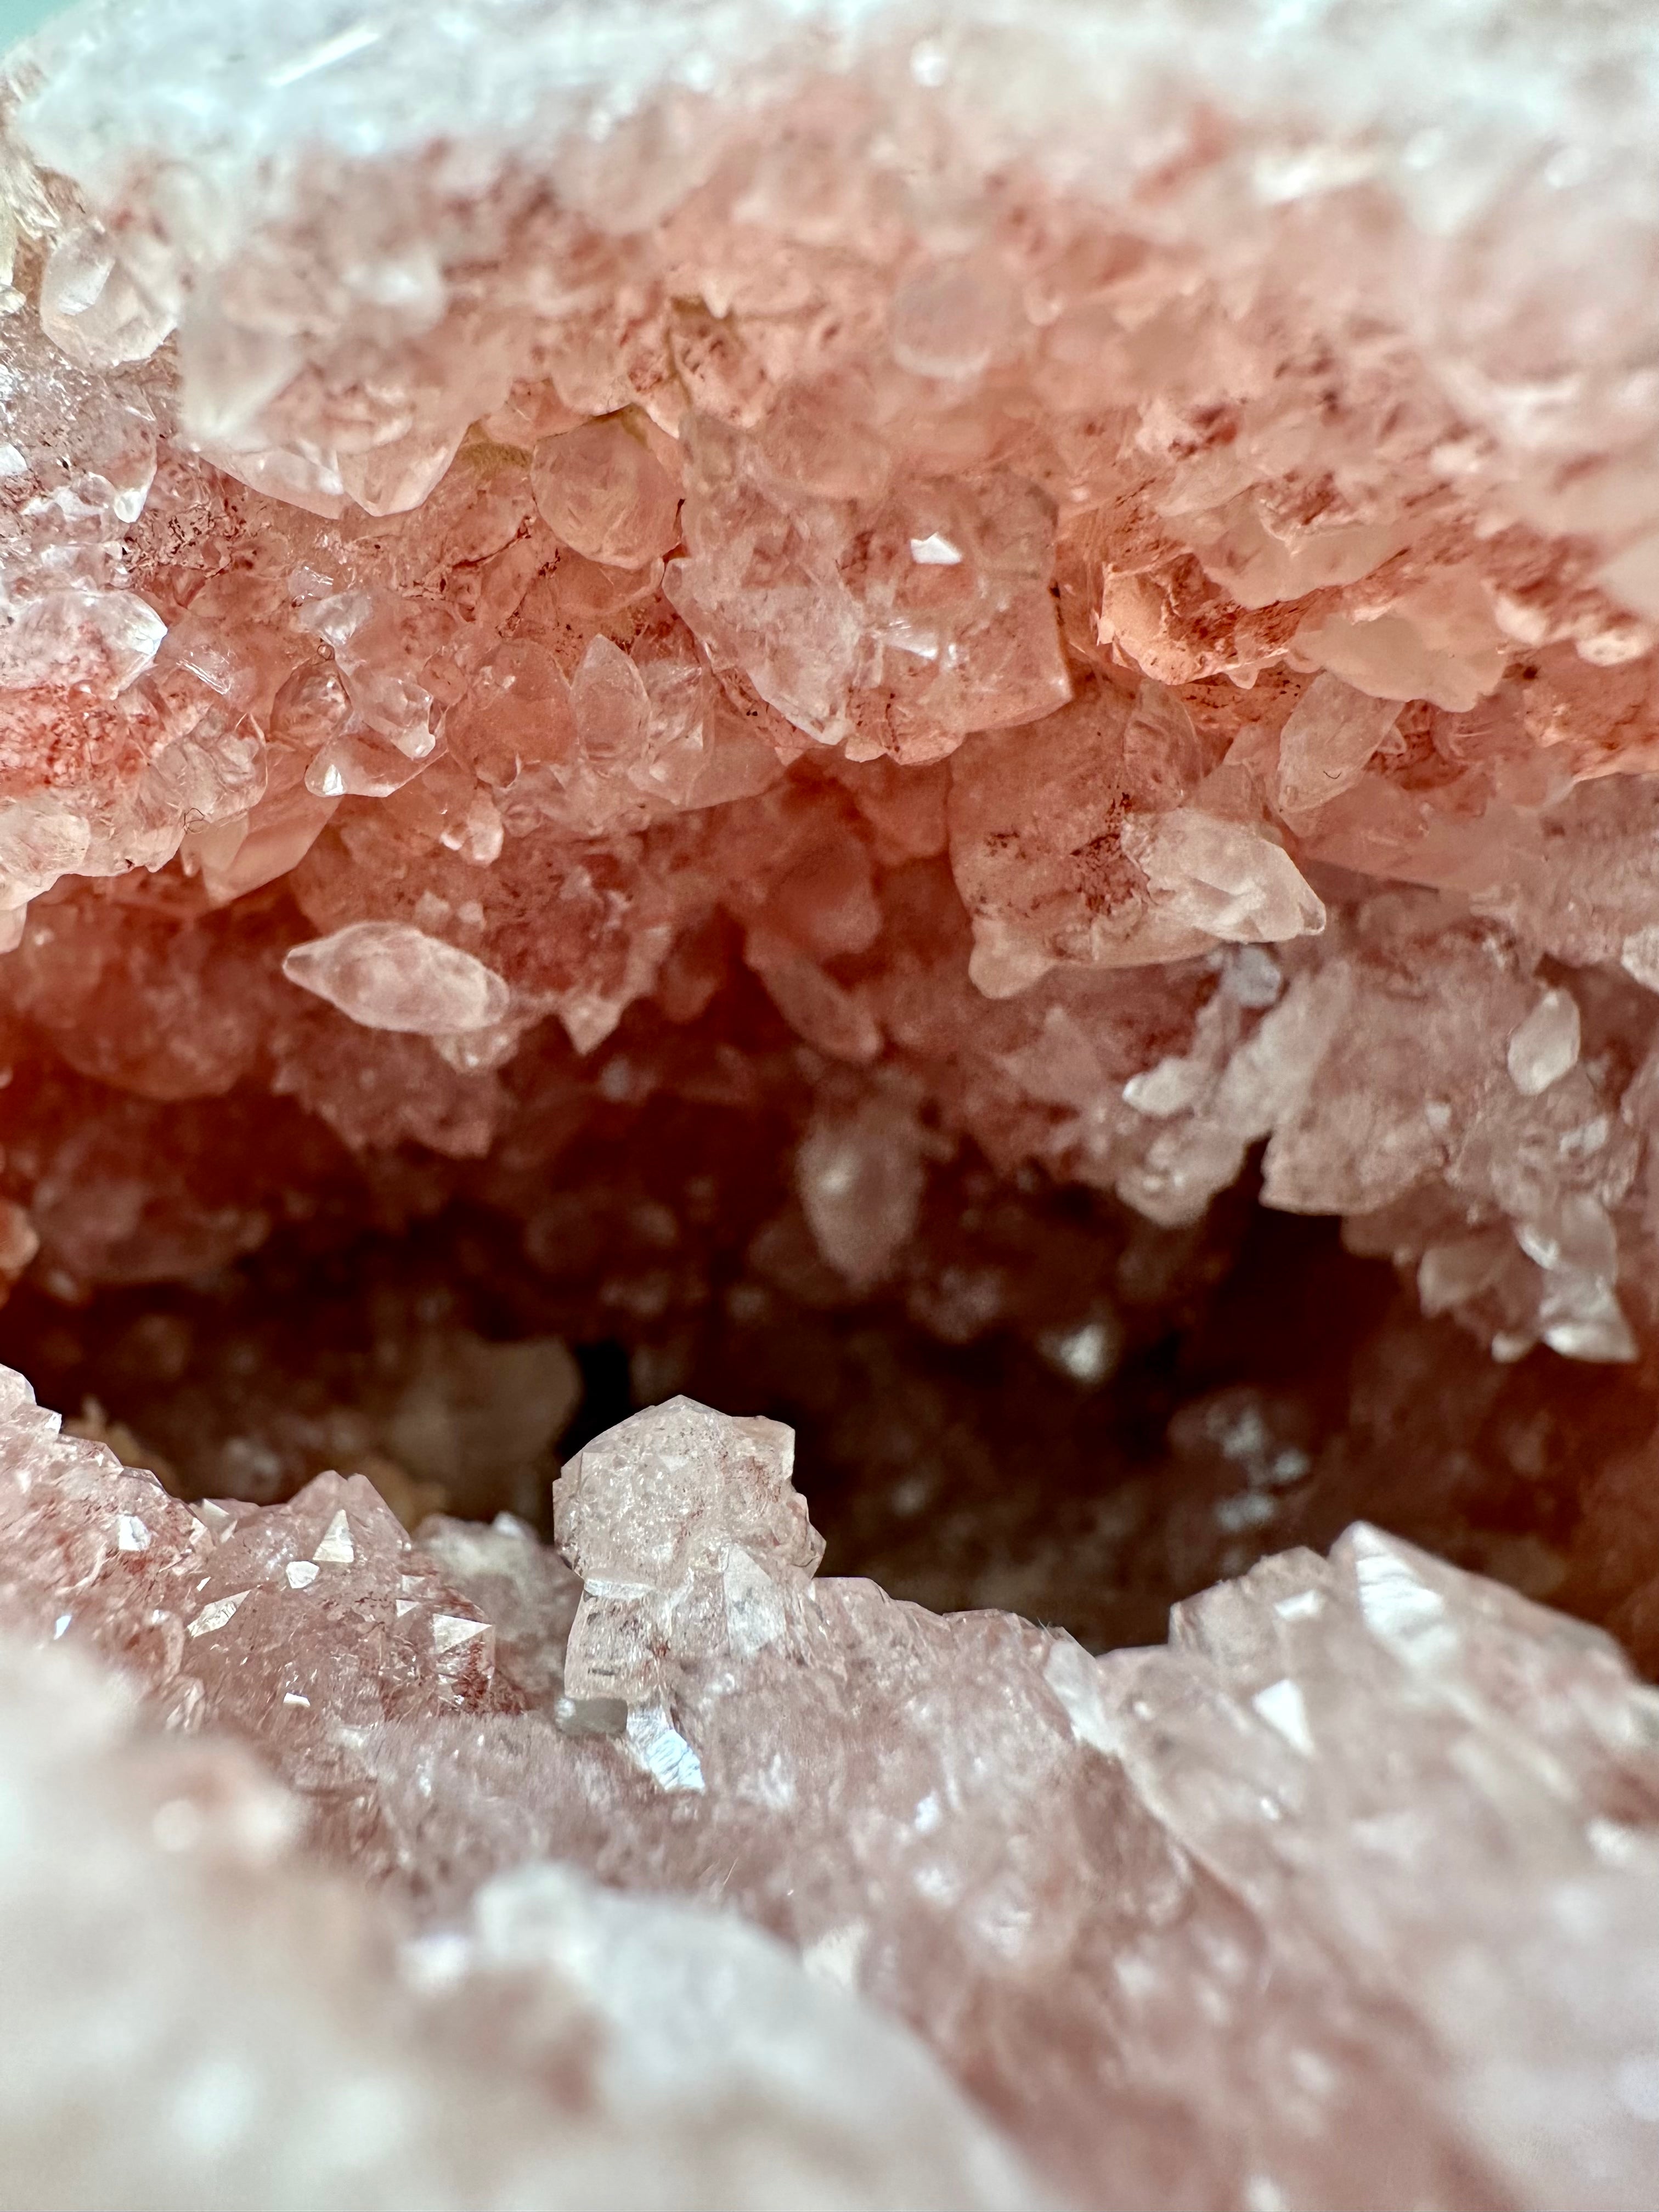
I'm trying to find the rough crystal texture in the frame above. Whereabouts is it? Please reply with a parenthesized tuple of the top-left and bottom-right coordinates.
(0, 1629, 1043, 2211)
(4, 0, 1659, 1375)
(10, 0, 1659, 2202)
(4, 1369, 1659, 2208)
(554, 1396, 822, 1773)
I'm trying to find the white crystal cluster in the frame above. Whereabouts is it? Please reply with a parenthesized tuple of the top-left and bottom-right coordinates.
(4, 1366, 1659, 2208)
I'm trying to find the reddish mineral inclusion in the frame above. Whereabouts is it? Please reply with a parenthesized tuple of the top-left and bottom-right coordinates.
(8, 0, 1659, 2204)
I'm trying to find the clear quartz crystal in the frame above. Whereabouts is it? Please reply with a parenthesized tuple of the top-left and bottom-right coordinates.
(282, 922, 512, 1034)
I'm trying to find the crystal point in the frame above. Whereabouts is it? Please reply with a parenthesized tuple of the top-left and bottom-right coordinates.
(283, 923, 512, 1035)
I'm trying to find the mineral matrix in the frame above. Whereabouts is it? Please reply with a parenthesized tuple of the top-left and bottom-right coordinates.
(7, 2, 1659, 2205)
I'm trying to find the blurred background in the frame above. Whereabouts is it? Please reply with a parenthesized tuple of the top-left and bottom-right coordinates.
(2, 0, 70, 53)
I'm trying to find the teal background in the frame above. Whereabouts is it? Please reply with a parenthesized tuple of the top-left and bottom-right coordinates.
(2, 0, 74, 57)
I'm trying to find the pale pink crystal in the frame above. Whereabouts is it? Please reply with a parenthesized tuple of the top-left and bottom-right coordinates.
(531, 418, 682, 572)
(0, 1628, 1044, 2212)
(554, 1397, 821, 1767)
(5, 1372, 1659, 2207)
(283, 921, 512, 1034)
(6, 0, 1659, 2202)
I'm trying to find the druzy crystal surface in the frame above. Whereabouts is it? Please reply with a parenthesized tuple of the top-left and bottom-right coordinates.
(9, 0, 1659, 2203)
(8, 1372, 1659, 2209)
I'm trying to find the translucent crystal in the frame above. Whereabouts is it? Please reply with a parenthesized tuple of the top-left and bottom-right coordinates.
(1121, 809, 1327, 946)
(6, 0, 1659, 2193)
(0, 1626, 1042, 2211)
(7, 1366, 1659, 2208)
(554, 1397, 821, 1741)
(797, 1097, 929, 1289)
(531, 419, 682, 571)
(1274, 674, 1403, 820)
(37, 219, 175, 370)
(283, 922, 512, 1034)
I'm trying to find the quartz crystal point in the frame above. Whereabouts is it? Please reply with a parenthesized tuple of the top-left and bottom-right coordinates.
(554, 1396, 821, 1780)
(8, 0, 1659, 2205)
(281, 922, 513, 1035)
(5, 1365, 1659, 2207)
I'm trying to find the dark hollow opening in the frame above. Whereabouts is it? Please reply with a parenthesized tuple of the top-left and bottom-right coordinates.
(2, 1130, 1650, 1662)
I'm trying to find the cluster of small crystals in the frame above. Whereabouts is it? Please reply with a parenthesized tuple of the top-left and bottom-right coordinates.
(2, 1, 1659, 1381)
(0, 1632, 1042, 2211)
(6, 1368, 1659, 2209)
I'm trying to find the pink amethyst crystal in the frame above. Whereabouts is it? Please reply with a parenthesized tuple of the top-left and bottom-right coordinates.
(7, 0, 1659, 2203)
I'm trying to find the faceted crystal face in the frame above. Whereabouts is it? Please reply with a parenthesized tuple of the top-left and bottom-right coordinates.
(555, 1396, 820, 1589)
(9, 0, 1659, 2203)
